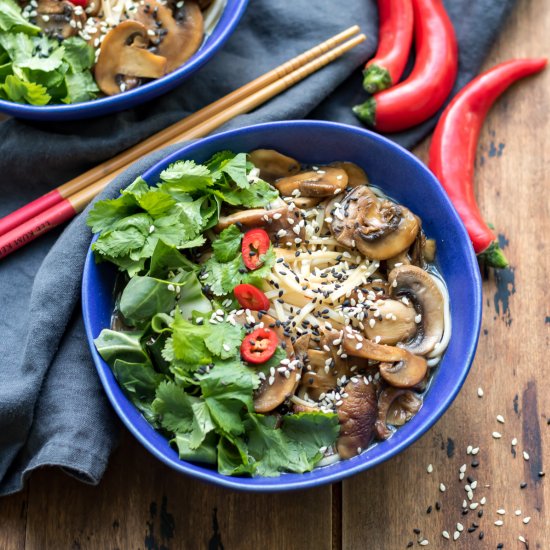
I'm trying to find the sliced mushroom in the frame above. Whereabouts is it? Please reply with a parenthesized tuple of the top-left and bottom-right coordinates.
(375, 387, 422, 439)
(275, 167, 348, 198)
(94, 21, 168, 96)
(336, 378, 377, 459)
(327, 186, 420, 260)
(136, 0, 204, 73)
(364, 299, 417, 345)
(233, 312, 301, 414)
(386, 250, 411, 272)
(329, 161, 369, 187)
(215, 203, 305, 241)
(35, 0, 86, 39)
(248, 149, 301, 183)
(388, 265, 444, 356)
(343, 331, 427, 388)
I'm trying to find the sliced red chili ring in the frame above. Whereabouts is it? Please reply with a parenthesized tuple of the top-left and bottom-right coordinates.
(241, 328, 278, 364)
(234, 284, 270, 311)
(242, 228, 270, 270)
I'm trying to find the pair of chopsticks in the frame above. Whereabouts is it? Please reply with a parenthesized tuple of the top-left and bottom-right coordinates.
(0, 26, 365, 260)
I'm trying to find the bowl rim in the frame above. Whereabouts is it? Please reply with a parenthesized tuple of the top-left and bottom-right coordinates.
(82, 120, 483, 492)
(0, 0, 248, 120)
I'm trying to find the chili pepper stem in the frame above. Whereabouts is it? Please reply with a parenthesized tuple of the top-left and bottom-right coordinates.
(352, 97, 376, 126)
(477, 241, 509, 269)
(363, 65, 393, 94)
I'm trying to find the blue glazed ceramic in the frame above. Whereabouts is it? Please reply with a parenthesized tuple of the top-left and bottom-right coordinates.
(82, 121, 482, 492)
(0, 0, 248, 121)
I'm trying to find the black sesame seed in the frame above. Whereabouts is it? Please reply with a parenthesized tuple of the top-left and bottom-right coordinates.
(538, 471, 545, 477)
(426, 505, 432, 514)
(468, 526, 477, 533)
(478, 510, 483, 518)
(406, 543, 413, 549)
(435, 501, 441, 511)
(497, 544, 504, 549)
(413, 528, 421, 535)
(520, 482, 528, 489)
(478, 531, 484, 540)
(467, 476, 475, 484)
(462, 509, 469, 516)
(471, 460, 479, 468)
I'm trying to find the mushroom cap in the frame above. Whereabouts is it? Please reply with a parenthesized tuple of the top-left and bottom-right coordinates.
(136, 0, 204, 73)
(275, 167, 348, 197)
(336, 378, 378, 459)
(342, 330, 428, 388)
(375, 387, 422, 439)
(388, 265, 445, 356)
(94, 21, 168, 96)
(36, 0, 86, 39)
(329, 161, 369, 187)
(248, 149, 301, 183)
(364, 298, 417, 345)
(327, 186, 420, 260)
(214, 203, 305, 241)
(234, 312, 301, 414)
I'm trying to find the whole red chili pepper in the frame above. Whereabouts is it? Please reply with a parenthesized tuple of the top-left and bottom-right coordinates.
(354, 0, 457, 133)
(428, 58, 547, 268)
(363, 0, 414, 94)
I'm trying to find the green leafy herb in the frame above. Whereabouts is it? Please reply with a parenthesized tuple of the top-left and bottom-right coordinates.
(212, 225, 242, 262)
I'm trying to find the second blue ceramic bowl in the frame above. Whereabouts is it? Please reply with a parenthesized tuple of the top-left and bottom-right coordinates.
(82, 120, 482, 491)
(0, 0, 248, 121)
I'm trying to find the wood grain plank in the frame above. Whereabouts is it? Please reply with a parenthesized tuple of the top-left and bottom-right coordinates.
(24, 431, 332, 550)
(342, 0, 550, 547)
(0, 486, 28, 550)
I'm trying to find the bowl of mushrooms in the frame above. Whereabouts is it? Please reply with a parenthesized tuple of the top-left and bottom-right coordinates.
(0, 0, 248, 120)
(82, 120, 482, 491)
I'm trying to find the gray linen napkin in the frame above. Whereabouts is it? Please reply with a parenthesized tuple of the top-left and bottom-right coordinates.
(0, 0, 515, 495)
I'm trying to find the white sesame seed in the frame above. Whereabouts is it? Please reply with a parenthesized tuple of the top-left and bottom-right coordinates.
(492, 431, 502, 439)
(459, 472, 465, 481)
(414, 314, 422, 324)
(523, 517, 531, 524)
(441, 531, 450, 540)
(167, 284, 175, 292)
(471, 480, 478, 490)
(460, 464, 467, 473)
(523, 451, 530, 460)
(427, 464, 433, 474)
(439, 483, 446, 492)
(268, 376, 275, 385)
(467, 490, 474, 501)
(519, 536, 526, 544)
(453, 531, 460, 540)
(496, 509, 505, 515)
(512, 438, 518, 446)
(469, 503, 479, 510)
(419, 540, 429, 546)
(467, 445, 473, 454)
(465, 484, 471, 492)
(462, 499, 467, 508)
(480, 497, 487, 505)
(456, 523, 464, 532)
(471, 447, 479, 455)
(515, 509, 522, 516)
(222, 343, 231, 352)
(494, 520, 504, 526)
(477, 387, 484, 397)
(496, 414, 505, 423)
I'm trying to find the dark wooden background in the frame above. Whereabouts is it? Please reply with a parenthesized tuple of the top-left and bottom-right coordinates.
(1, 0, 549, 547)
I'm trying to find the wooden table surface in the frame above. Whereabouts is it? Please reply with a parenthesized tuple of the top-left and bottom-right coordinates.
(1, 0, 549, 548)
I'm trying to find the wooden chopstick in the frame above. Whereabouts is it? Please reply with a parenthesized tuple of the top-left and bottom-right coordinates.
(0, 25, 360, 238)
(0, 30, 365, 259)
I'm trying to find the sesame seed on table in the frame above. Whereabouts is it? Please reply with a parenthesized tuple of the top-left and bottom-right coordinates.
(0, 0, 549, 548)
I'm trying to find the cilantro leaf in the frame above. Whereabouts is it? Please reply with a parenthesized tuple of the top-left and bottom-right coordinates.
(87, 192, 139, 233)
(1, 74, 50, 105)
(148, 240, 197, 278)
(202, 254, 244, 296)
(62, 36, 94, 72)
(211, 152, 249, 189)
(160, 160, 212, 192)
(152, 380, 196, 433)
(0, 0, 40, 34)
(64, 70, 99, 103)
(189, 400, 215, 448)
(174, 431, 217, 464)
(212, 225, 242, 262)
(204, 322, 244, 359)
(215, 180, 279, 208)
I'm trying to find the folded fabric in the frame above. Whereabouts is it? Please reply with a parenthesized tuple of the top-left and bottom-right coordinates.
(0, 0, 515, 495)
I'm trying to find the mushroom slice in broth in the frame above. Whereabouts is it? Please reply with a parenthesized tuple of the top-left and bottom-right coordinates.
(248, 149, 301, 183)
(275, 167, 349, 198)
(327, 186, 419, 260)
(388, 265, 445, 356)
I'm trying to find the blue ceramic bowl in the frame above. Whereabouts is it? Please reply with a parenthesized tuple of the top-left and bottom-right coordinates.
(0, 0, 247, 121)
(82, 121, 482, 492)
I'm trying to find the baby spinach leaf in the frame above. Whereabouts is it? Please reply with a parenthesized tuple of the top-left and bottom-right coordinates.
(95, 329, 150, 367)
